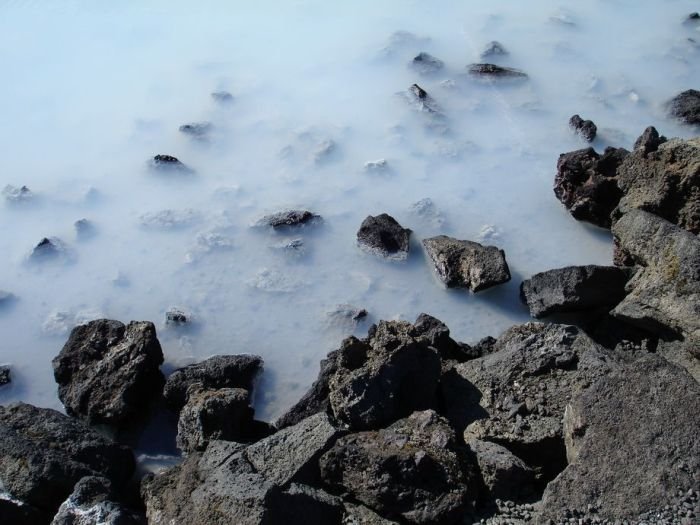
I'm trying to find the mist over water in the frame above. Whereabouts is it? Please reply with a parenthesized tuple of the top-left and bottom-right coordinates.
(1, 1, 698, 421)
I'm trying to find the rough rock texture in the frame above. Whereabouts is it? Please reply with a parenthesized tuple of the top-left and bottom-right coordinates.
(52, 319, 164, 427)
(320, 410, 476, 524)
(442, 323, 614, 483)
(423, 235, 511, 292)
(176, 387, 255, 454)
(0, 403, 134, 518)
(343, 502, 400, 524)
(412, 313, 476, 362)
(256, 210, 320, 229)
(467, 63, 527, 79)
(0, 365, 10, 386)
(568, 114, 597, 142)
(538, 355, 700, 522)
(51, 476, 144, 525)
(150, 154, 191, 172)
(356, 214, 412, 260)
(410, 52, 444, 75)
(611, 209, 700, 343)
(163, 354, 263, 410)
(520, 265, 630, 318)
(178, 122, 212, 137)
(633, 125, 667, 156)
(553, 146, 628, 228)
(657, 339, 700, 383)
(468, 439, 535, 503)
(142, 414, 342, 525)
(667, 89, 700, 125)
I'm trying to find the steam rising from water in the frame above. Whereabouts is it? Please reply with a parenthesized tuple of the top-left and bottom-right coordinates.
(1, 1, 698, 420)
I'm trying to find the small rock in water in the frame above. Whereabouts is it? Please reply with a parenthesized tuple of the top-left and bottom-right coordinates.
(684, 12, 700, 25)
(405, 83, 445, 119)
(410, 52, 444, 75)
(467, 63, 528, 80)
(410, 197, 444, 227)
(150, 154, 192, 173)
(256, 210, 321, 229)
(0, 365, 10, 386)
(667, 89, 700, 125)
(480, 40, 508, 59)
(2, 184, 32, 203)
(166, 308, 189, 326)
(211, 90, 233, 103)
(326, 304, 368, 327)
(569, 114, 597, 142)
(270, 237, 306, 256)
(74, 218, 96, 240)
(139, 209, 199, 230)
(179, 122, 212, 137)
(0, 290, 17, 307)
(356, 213, 412, 260)
(363, 159, 389, 172)
(409, 83, 428, 100)
(29, 237, 67, 262)
(312, 139, 337, 163)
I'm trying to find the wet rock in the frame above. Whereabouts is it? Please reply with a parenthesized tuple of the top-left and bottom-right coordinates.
(52, 319, 165, 427)
(51, 476, 144, 525)
(139, 208, 199, 230)
(356, 213, 411, 260)
(520, 265, 630, 318)
(467, 63, 527, 79)
(211, 90, 233, 103)
(2, 184, 33, 203)
(685, 12, 700, 24)
(176, 386, 256, 454)
(0, 403, 134, 517)
(569, 114, 597, 142)
(30, 237, 67, 262)
(405, 83, 443, 117)
(611, 209, 700, 343)
(422, 235, 511, 292)
(74, 218, 96, 240)
(326, 304, 368, 327)
(255, 209, 321, 229)
(165, 307, 189, 325)
(320, 410, 476, 524)
(539, 355, 700, 521)
(178, 122, 212, 137)
(480, 41, 508, 59)
(163, 354, 263, 411)
(468, 439, 535, 502)
(553, 146, 628, 228)
(0, 365, 10, 386)
(667, 89, 700, 125)
(409, 83, 428, 100)
(633, 125, 667, 156)
(410, 52, 444, 75)
(150, 154, 191, 172)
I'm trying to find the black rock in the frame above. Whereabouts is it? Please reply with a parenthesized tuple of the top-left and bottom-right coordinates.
(684, 12, 700, 24)
(211, 90, 233, 103)
(480, 41, 508, 59)
(0, 403, 134, 518)
(422, 235, 511, 292)
(256, 210, 320, 229)
(52, 319, 165, 428)
(411, 52, 444, 75)
(0, 365, 10, 386)
(467, 63, 527, 79)
(165, 308, 189, 325)
(409, 83, 428, 100)
(163, 354, 263, 411)
(356, 213, 412, 260)
(632, 125, 667, 156)
(569, 114, 597, 142)
(178, 122, 212, 137)
(520, 265, 630, 318)
(150, 154, 191, 172)
(667, 89, 700, 125)
(30, 237, 64, 261)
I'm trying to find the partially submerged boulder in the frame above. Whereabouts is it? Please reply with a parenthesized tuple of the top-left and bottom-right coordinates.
(568, 114, 597, 142)
(410, 52, 444, 75)
(667, 89, 700, 125)
(52, 319, 165, 427)
(467, 63, 527, 79)
(356, 213, 412, 260)
(150, 154, 192, 172)
(2, 184, 33, 203)
(480, 41, 508, 59)
(178, 122, 212, 137)
(320, 410, 476, 524)
(255, 210, 321, 229)
(520, 265, 630, 318)
(0, 365, 10, 386)
(422, 235, 511, 292)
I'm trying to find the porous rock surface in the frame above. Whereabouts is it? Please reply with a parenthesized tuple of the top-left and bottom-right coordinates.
(356, 213, 412, 260)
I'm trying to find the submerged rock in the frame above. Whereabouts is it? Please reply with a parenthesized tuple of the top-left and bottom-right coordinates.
(0, 290, 16, 308)
(165, 308, 189, 326)
(356, 213, 411, 260)
(363, 158, 389, 172)
(74, 218, 96, 240)
(520, 265, 630, 318)
(255, 210, 321, 229)
(29, 237, 68, 262)
(139, 208, 199, 230)
(410, 52, 444, 75)
(0, 365, 10, 386)
(313, 139, 337, 163)
(178, 122, 212, 137)
(2, 184, 33, 203)
(52, 319, 165, 427)
(0, 403, 134, 518)
(467, 63, 527, 79)
(667, 89, 700, 124)
(422, 235, 511, 292)
(326, 304, 368, 327)
(480, 41, 508, 59)
(320, 410, 476, 524)
(211, 90, 233, 103)
(568, 114, 597, 142)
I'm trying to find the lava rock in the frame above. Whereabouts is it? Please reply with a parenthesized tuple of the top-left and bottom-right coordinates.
(343, 502, 400, 524)
(256, 210, 321, 229)
(468, 439, 535, 502)
(320, 410, 476, 524)
(165, 308, 189, 325)
(480, 41, 508, 59)
(412, 313, 475, 362)
(51, 476, 145, 525)
(405, 83, 444, 117)
(0, 365, 10, 386)
(611, 209, 700, 343)
(410, 52, 444, 75)
(52, 319, 165, 427)
(685, 12, 700, 24)
(520, 265, 630, 318)
(632, 125, 667, 156)
(211, 90, 233, 103)
(553, 146, 628, 228)
(178, 122, 212, 137)
(422, 235, 511, 292)
(356, 213, 412, 260)
(0, 403, 134, 518)
(163, 354, 263, 411)
(538, 354, 700, 521)
(467, 63, 527, 79)
(569, 114, 597, 142)
(150, 154, 191, 172)
(30, 237, 66, 261)
(409, 83, 428, 100)
(2, 184, 33, 203)
(667, 89, 700, 125)
(326, 304, 368, 328)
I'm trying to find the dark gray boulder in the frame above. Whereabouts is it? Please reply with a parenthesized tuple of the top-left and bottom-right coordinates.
(51, 476, 144, 525)
(0, 403, 134, 519)
(422, 235, 511, 292)
(467, 439, 535, 502)
(410, 52, 444, 75)
(412, 313, 476, 362)
(150, 155, 191, 172)
(342, 502, 400, 524)
(0, 365, 10, 386)
(667, 89, 700, 125)
(632, 125, 667, 156)
(467, 63, 527, 79)
(553, 146, 628, 228)
(255, 210, 320, 229)
(568, 114, 597, 142)
(538, 355, 700, 522)
(356, 214, 411, 260)
(163, 354, 263, 411)
(611, 209, 700, 343)
(320, 410, 476, 524)
(52, 319, 165, 427)
(520, 265, 630, 318)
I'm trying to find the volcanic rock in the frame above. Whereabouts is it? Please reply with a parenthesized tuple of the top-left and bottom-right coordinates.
(480, 41, 508, 59)
(356, 213, 412, 260)
(467, 63, 527, 79)
(467, 439, 535, 502)
(256, 210, 321, 229)
(568, 114, 597, 142)
(410, 52, 444, 75)
(0, 365, 10, 386)
(667, 89, 700, 125)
